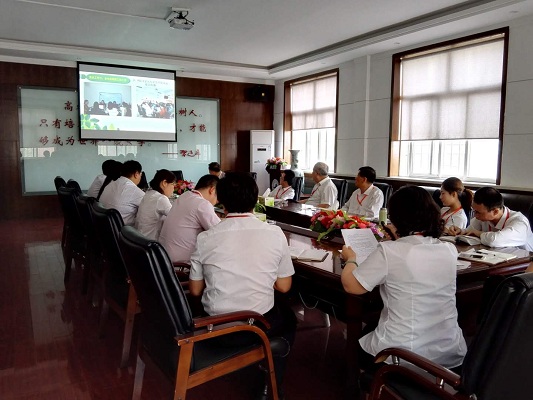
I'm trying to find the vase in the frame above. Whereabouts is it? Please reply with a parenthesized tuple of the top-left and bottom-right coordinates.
(289, 149, 302, 177)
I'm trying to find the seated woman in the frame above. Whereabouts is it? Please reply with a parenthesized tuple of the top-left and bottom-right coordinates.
(341, 185, 467, 372)
(440, 177, 473, 233)
(270, 169, 296, 200)
(134, 169, 176, 240)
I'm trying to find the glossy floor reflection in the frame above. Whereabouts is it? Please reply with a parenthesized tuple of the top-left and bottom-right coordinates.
(0, 218, 348, 399)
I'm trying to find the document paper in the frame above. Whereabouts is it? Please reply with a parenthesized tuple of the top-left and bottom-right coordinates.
(341, 229, 379, 264)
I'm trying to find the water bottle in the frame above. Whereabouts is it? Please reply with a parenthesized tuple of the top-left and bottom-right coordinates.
(379, 207, 388, 225)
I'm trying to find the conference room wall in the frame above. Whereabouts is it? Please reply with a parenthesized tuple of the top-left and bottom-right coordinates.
(274, 13, 533, 190)
(0, 63, 274, 220)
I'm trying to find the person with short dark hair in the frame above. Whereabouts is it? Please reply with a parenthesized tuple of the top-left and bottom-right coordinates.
(134, 170, 176, 240)
(341, 186, 466, 371)
(99, 160, 145, 226)
(341, 166, 383, 218)
(449, 186, 533, 250)
(208, 161, 225, 178)
(440, 177, 473, 232)
(87, 159, 117, 198)
(302, 162, 338, 208)
(189, 172, 296, 397)
(270, 169, 296, 200)
(159, 174, 221, 264)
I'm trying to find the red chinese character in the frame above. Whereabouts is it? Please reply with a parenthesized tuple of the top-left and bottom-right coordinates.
(39, 119, 48, 127)
(90, 140, 99, 145)
(194, 149, 200, 156)
(137, 141, 145, 147)
(66, 136, 75, 146)
(53, 135, 63, 146)
(179, 150, 188, 157)
(178, 108, 187, 116)
(78, 139, 87, 145)
(64, 118, 75, 128)
(188, 109, 198, 116)
(52, 119, 61, 129)
(189, 124, 196, 132)
(199, 124, 206, 132)
(64, 101, 73, 111)
(39, 136, 49, 145)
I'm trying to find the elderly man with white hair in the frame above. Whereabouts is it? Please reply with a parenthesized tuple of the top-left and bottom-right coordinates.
(302, 162, 338, 209)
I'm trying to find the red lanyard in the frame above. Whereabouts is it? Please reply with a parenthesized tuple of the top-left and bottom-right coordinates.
(489, 209, 510, 231)
(356, 193, 368, 206)
(310, 185, 319, 196)
(275, 186, 291, 199)
(442, 207, 462, 224)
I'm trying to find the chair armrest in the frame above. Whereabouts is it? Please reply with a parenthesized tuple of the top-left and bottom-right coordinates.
(375, 348, 461, 387)
(193, 310, 270, 330)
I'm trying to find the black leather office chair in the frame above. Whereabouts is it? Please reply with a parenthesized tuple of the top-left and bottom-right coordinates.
(89, 201, 139, 368)
(292, 176, 303, 201)
(54, 176, 67, 191)
(118, 225, 279, 400)
(67, 178, 82, 195)
(368, 273, 533, 400)
(171, 170, 184, 181)
(373, 182, 392, 208)
(54, 176, 68, 247)
(75, 195, 100, 295)
(330, 178, 348, 208)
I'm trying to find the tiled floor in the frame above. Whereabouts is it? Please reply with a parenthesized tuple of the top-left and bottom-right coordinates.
(0, 218, 349, 399)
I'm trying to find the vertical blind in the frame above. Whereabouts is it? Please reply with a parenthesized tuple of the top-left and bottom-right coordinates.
(291, 74, 337, 130)
(399, 37, 505, 141)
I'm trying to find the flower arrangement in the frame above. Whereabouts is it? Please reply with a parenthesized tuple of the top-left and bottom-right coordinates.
(310, 210, 385, 242)
(174, 180, 195, 195)
(266, 157, 288, 169)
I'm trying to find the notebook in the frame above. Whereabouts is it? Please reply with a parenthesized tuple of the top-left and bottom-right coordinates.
(289, 247, 329, 262)
(458, 249, 517, 265)
(440, 235, 482, 246)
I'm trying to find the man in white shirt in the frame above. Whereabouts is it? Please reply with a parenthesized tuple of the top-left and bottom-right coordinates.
(342, 166, 384, 218)
(99, 160, 145, 226)
(208, 161, 225, 179)
(86, 159, 116, 198)
(302, 162, 338, 209)
(270, 169, 296, 200)
(159, 174, 221, 264)
(189, 172, 296, 398)
(450, 187, 533, 251)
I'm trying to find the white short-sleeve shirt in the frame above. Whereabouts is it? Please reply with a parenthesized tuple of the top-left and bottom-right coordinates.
(99, 176, 145, 226)
(469, 207, 533, 251)
(270, 184, 295, 200)
(342, 185, 384, 218)
(134, 189, 172, 240)
(189, 213, 295, 315)
(307, 177, 338, 209)
(159, 190, 221, 264)
(441, 207, 468, 229)
(354, 235, 467, 368)
(86, 174, 105, 198)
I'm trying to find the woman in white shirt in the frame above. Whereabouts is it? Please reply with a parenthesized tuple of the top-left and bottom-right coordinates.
(340, 186, 467, 372)
(135, 169, 176, 240)
(270, 169, 296, 200)
(440, 177, 473, 232)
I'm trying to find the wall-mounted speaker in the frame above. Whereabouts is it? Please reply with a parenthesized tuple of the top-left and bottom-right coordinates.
(245, 85, 271, 102)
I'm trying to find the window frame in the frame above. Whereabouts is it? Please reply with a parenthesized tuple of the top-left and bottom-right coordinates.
(283, 69, 339, 172)
(389, 27, 509, 184)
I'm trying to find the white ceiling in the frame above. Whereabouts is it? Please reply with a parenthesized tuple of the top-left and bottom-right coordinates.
(1, 0, 533, 82)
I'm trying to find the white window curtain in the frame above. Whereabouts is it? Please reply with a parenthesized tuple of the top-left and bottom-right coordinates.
(399, 39, 504, 141)
(291, 74, 337, 130)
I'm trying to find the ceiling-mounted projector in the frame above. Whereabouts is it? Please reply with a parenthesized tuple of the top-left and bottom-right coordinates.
(166, 8, 195, 30)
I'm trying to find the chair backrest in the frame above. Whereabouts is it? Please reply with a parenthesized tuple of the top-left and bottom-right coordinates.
(292, 176, 303, 201)
(67, 179, 82, 195)
(171, 170, 184, 181)
(119, 225, 194, 376)
(461, 273, 533, 399)
(89, 201, 127, 282)
(76, 195, 98, 245)
(373, 182, 392, 208)
(57, 186, 82, 231)
(54, 176, 67, 191)
(330, 178, 348, 208)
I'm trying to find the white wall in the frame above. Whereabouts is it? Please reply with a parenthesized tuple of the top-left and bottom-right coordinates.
(275, 15, 533, 189)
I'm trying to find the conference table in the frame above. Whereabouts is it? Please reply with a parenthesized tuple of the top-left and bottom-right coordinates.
(267, 208, 532, 387)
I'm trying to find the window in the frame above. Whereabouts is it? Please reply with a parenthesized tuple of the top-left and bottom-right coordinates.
(284, 70, 338, 171)
(390, 28, 508, 183)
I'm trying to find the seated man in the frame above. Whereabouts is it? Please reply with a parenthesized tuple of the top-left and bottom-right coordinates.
(159, 174, 220, 264)
(270, 169, 296, 200)
(86, 159, 116, 198)
(341, 166, 384, 218)
(99, 160, 144, 226)
(450, 186, 533, 250)
(208, 161, 225, 178)
(301, 162, 338, 209)
(189, 172, 296, 397)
